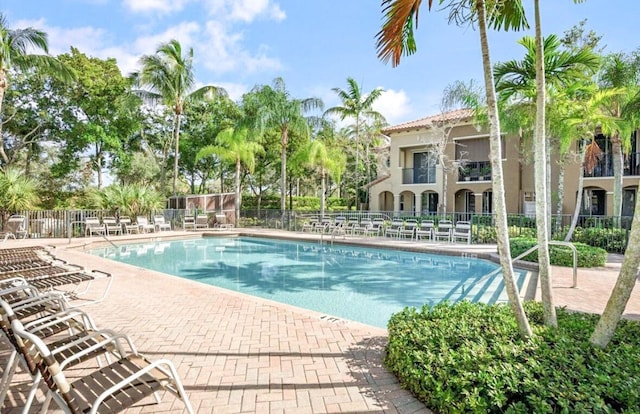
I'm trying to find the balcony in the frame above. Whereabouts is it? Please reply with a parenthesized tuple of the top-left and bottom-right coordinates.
(584, 152, 640, 178)
(402, 166, 436, 184)
(458, 161, 492, 182)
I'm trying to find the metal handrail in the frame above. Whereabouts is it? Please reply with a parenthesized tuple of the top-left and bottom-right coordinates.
(466, 241, 579, 294)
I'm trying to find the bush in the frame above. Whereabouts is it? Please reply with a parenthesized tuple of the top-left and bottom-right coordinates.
(510, 237, 607, 267)
(385, 301, 640, 414)
(573, 227, 629, 253)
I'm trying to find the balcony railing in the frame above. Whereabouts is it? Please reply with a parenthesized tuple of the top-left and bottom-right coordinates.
(584, 152, 640, 177)
(402, 167, 436, 184)
(458, 161, 492, 182)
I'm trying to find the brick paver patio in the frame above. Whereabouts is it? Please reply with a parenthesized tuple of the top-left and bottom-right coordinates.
(2, 229, 638, 413)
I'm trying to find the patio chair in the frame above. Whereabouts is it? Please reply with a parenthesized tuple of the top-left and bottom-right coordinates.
(345, 218, 360, 235)
(11, 316, 195, 414)
(183, 215, 196, 230)
(214, 213, 234, 229)
(384, 219, 404, 238)
(103, 216, 122, 236)
(119, 216, 140, 234)
(1, 215, 28, 241)
(314, 216, 331, 233)
(153, 215, 171, 232)
(366, 218, 385, 237)
(452, 221, 472, 244)
(195, 214, 210, 230)
(84, 217, 106, 237)
(354, 218, 373, 236)
(301, 216, 319, 232)
(415, 220, 435, 241)
(400, 219, 418, 239)
(136, 216, 156, 233)
(433, 220, 453, 242)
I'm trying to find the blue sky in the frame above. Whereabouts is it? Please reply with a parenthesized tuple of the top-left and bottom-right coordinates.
(4, 0, 639, 126)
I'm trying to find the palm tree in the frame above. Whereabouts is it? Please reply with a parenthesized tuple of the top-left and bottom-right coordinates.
(0, 13, 74, 164)
(495, 31, 599, 327)
(597, 52, 640, 222)
(376, 0, 533, 337)
(0, 167, 38, 226)
(131, 39, 227, 195)
(254, 78, 323, 222)
(297, 139, 347, 217)
(324, 78, 386, 209)
(197, 127, 263, 224)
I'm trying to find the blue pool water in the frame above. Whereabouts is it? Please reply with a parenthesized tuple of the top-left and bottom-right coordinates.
(90, 237, 529, 328)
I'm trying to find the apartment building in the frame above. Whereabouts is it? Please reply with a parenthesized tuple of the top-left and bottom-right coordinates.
(368, 109, 639, 218)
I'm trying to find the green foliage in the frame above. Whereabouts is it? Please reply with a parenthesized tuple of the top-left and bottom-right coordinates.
(385, 301, 640, 413)
(510, 237, 607, 267)
(0, 167, 39, 213)
(84, 184, 164, 217)
(573, 227, 629, 253)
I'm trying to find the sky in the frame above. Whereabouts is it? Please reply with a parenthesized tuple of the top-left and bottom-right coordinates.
(3, 0, 639, 126)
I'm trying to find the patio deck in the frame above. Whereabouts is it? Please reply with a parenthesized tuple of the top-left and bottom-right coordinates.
(2, 229, 638, 413)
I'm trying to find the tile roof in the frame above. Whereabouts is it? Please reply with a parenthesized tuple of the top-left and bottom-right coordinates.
(382, 108, 474, 134)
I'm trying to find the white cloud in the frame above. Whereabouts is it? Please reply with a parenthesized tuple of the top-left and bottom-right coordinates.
(373, 89, 412, 126)
(215, 82, 249, 101)
(200, 20, 282, 74)
(202, 0, 285, 22)
(132, 21, 201, 56)
(122, 0, 192, 14)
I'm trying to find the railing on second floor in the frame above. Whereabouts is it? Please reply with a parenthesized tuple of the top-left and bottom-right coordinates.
(584, 152, 640, 178)
(402, 166, 437, 184)
(458, 161, 492, 182)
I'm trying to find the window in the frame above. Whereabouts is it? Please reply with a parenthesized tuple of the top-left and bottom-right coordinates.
(482, 191, 493, 213)
(412, 152, 436, 184)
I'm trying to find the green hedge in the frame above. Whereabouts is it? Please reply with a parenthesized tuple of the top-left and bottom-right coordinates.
(242, 195, 348, 211)
(510, 237, 607, 267)
(385, 301, 640, 413)
(573, 227, 629, 253)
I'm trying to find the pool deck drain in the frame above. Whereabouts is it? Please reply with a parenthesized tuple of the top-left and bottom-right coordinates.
(2, 228, 638, 413)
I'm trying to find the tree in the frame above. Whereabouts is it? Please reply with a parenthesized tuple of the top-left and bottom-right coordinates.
(495, 30, 599, 326)
(324, 78, 386, 208)
(0, 167, 38, 225)
(54, 48, 139, 188)
(197, 127, 263, 223)
(376, 0, 533, 337)
(597, 51, 640, 222)
(253, 78, 323, 221)
(0, 13, 74, 165)
(131, 39, 227, 195)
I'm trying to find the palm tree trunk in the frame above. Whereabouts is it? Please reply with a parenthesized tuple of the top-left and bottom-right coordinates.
(612, 133, 623, 223)
(0, 75, 9, 164)
(320, 168, 326, 217)
(477, 0, 532, 338)
(565, 142, 587, 242)
(172, 114, 182, 195)
(590, 179, 640, 347)
(281, 128, 288, 218)
(235, 159, 241, 224)
(556, 157, 566, 222)
(533, 0, 556, 327)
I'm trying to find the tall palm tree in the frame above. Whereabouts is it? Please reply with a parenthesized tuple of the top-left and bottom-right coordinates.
(376, 0, 533, 337)
(597, 52, 640, 221)
(324, 78, 386, 209)
(197, 127, 263, 223)
(131, 39, 227, 195)
(0, 13, 74, 164)
(254, 78, 323, 221)
(495, 31, 599, 327)
(297, 139, 347, 217)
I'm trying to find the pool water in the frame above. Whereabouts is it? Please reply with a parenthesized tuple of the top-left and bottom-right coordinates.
(90, 237, 529, 328)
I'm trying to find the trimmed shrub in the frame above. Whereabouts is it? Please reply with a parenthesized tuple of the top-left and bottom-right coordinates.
(573, 227, 629, 253)
(385, 301, 640, 414)
(510, 237, 607, 267)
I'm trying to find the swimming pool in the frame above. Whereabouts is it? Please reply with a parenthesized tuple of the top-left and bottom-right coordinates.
(90, 237, 530, 328)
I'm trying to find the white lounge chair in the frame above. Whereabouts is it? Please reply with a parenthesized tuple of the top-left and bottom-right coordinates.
(400, 219, 418, 239)
(183, 215, 196, 231)
(136, 216, 156, 233)
(153, 215, 171, 231)
(103, 216, 122, 236)
(214, 213, 233, 229)
(119, 216, 140, 234)
(195, 214, 210, 230)
(452, 221, 472, 244)
(415, 220, 435, 241)
(384, 219, 403, 238)
(433, 220, 453, 242)
(84, 217, 105, 237)
(1, 215, 27, 241)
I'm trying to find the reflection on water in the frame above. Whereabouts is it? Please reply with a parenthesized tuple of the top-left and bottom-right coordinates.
(90, 237, 528, 328)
